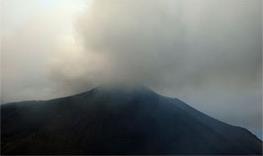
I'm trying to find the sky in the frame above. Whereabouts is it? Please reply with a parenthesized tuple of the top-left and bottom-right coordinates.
(1, 0, 262, 138)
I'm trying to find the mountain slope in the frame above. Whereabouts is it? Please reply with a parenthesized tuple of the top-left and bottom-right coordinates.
(1, 86, 262, 154)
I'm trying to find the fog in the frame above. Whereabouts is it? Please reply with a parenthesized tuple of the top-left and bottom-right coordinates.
(1, 0, 262, 138)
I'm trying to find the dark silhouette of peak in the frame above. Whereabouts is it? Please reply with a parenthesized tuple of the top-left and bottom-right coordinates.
(1, 86, 262, 155)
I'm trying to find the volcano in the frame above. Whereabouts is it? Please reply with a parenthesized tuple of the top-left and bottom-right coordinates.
(1, 86, 262, 154)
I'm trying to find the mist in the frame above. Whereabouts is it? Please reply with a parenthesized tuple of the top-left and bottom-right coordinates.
(1, 0, 262, 138)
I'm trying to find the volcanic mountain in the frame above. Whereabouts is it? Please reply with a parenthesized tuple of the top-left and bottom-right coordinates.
(1, 86, 262, 154)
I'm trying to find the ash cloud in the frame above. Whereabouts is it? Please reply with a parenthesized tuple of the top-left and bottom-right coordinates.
(51, 0, 261, 96)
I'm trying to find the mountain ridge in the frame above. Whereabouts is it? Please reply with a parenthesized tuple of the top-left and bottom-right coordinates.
(1, 86, 262, 154)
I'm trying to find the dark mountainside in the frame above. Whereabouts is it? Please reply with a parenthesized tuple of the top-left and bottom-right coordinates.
(1, 86, 262, 154)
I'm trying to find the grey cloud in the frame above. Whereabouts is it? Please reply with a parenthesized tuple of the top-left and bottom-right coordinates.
(51, 0, 261, 94)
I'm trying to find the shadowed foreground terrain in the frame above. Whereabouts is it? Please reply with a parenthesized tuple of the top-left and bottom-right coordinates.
(1, 86, 262, 154)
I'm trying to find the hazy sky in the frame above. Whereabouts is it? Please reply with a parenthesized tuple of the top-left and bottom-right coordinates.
(1, 0, 262, 138)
